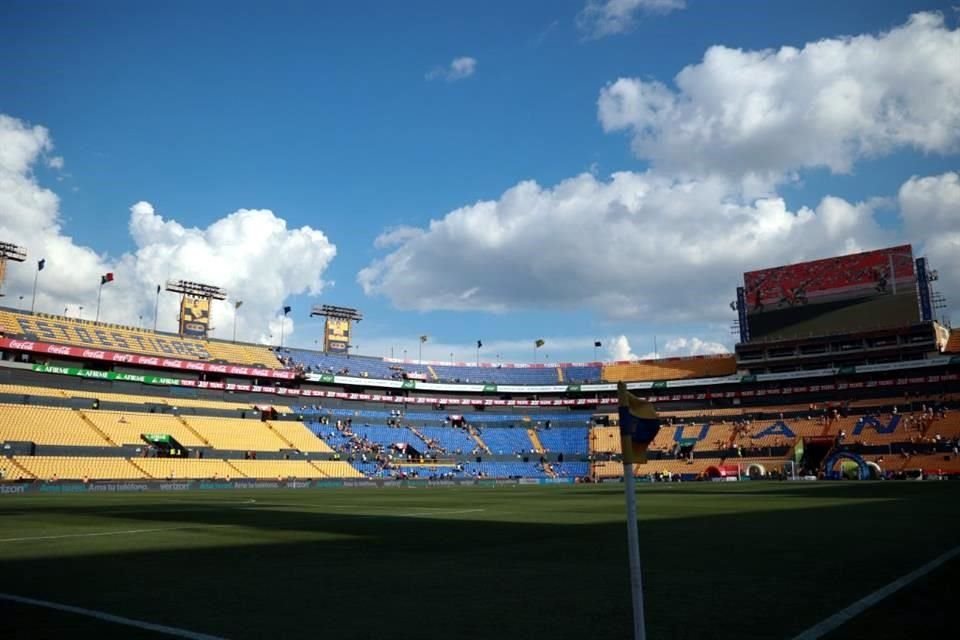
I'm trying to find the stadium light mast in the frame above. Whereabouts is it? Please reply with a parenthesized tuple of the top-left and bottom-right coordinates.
(0, 241, 27, 299)
(165, 279, 227, 338)
(310, 304, 363, 354)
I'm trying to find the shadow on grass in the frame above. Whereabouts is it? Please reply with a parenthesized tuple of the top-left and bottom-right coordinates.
(2, 483, 959, 640)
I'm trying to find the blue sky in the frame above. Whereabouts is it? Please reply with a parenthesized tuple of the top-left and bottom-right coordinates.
(1, 0, 957, 363)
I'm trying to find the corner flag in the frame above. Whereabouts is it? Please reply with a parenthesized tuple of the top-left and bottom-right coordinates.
(618, 382, 660, 464)
(617, 381, 660, 640)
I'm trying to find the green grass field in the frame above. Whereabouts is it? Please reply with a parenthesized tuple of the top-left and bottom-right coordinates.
(2, 482, 958, 639)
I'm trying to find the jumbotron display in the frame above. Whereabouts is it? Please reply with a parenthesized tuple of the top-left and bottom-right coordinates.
(743, 245, 919, 341)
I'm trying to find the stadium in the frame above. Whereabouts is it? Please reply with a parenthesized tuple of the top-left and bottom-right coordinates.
(1, 239, 959, 639)
(4, 4, 960, 639)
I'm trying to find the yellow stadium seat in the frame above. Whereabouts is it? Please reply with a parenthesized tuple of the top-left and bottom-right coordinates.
(14, 456, 146, 480)
(602, 355, 736, 382)
(266, 421, 332, 453)
(132, 458, 244, 480)
(0, 404, 111, 446)
(80, 410, 207, 447)
(0, 309, 281, 368)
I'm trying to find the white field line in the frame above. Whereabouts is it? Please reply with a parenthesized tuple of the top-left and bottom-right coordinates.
(791, 545, 960, 640)
(0, 526, 192, 543)
(0, 592, 228, 640)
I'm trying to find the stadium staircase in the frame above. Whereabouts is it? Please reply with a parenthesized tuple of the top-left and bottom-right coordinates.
(176, 415, 211, 446)
(470, 431, 491, 455)
(556, 367, 564, 383)
(819, 418, 835, 437)
(427, 365, 439, 381)
(75, 409, 117, 446)
(265, 423, 296, 449)
(527, 429, 545, 454)
(408, 426, 431, 449)
(0, 457, 34, 480)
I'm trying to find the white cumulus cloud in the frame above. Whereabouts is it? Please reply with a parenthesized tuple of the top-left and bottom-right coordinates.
(577, 0, 685, 39)
(898, 171, 960, 313)
(358, 169, 892, 322)
(598, 12, 960, 183)
(608, 334, 728, 361)
(0, 114, 337, 345)
(426, 56, 477, 82)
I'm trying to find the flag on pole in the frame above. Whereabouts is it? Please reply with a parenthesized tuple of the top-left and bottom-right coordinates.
(156, 284, 161, 294)
(618, 380, 658, 640)
(535, 338, 545, 348)
(235, 300, 243, 309)
(283, 305, 291, 315)
(37, 259, 45, 271)
(420, 335, 428, 343)
(594, 340, 602, 348)
(618, 382, 660, 464)
(477, 340, 482, 349)
(100, 272, 114, 285)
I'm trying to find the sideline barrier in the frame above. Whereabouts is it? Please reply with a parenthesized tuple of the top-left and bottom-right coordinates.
(0, 477, 577, 494)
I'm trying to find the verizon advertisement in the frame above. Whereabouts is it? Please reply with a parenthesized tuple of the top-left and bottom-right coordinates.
(0, 337, 296, 380)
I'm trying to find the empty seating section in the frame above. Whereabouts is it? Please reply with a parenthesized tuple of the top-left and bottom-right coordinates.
(590, 426, 621, 453)
(0, 384, 68, 400)
(899, 454, 960, 473)
(133, 458, 241, 479)
(416, 426, 476, 452)
(182, 416, 289, 451)
(945, 330, 960, 354)
(538, 428, 588, 454)
(0, 382, 290, 413)
(80, 410, 207, 447)
(283, 348, 602, 384)
(351, 424, 421, 448)
(267, 421, 332, 453)
(17, 456, 146, 480)
(478, 428, 534, 455)
(0, 405, 108, 446)
(0, 458, 32, 480)
(553, 462, 589, 477)
(228, 459, 325, 479)
(602, 355, 736, 382)
(0, 308, 280, 368)
(563, 365, 601, 384)
(311, 460, 364, 478)
(0, 457, 366, 480)
(283, 350, 431, 379)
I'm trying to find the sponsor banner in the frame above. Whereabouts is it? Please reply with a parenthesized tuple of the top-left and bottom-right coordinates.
(2, 337, 295, 380)
(31, 364, 183, 386)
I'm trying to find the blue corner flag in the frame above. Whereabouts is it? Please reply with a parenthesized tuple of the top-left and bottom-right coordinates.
(617, 382, 660, 465)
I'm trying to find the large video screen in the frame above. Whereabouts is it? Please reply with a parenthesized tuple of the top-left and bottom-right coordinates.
(743, 245, 919, 341)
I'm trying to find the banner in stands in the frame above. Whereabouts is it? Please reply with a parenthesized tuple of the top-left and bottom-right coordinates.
(179, 296, 211, 338)
(743, 245, 920, 341)
(31, 364, 181, 385)
(0, 337, 295, 379)
(16, 358, 959, 407)
(324, 317, 350, 353)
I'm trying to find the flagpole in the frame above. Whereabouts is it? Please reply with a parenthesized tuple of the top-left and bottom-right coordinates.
(622, 456, 647, 640)
(153, 285, 160, 332)
(30, 267, 39, 314)
(95, 281, 103, 323)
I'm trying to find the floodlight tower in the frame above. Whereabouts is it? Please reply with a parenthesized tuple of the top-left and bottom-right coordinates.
(165, 280, 227, 338)
(0, 241, 27, 299)
(310, 304, 362, 354)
